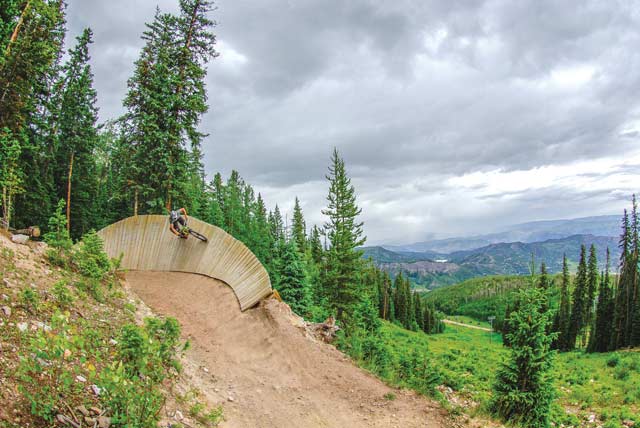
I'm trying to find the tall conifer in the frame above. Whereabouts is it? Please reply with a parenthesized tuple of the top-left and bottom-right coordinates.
(322, 149, 366, 324)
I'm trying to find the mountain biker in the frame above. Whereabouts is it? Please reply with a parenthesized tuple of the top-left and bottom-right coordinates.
(169, 207, 189, 239)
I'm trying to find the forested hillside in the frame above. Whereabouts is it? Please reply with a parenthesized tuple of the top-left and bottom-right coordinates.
(364, 234, 619, 289)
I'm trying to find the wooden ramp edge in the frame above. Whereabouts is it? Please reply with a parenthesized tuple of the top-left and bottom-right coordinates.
(97, 215, 272, 311)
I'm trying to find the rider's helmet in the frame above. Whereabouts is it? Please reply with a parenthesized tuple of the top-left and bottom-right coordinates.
(169, 209, 179, 223)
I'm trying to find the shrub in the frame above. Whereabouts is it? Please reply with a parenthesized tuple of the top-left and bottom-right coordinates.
(490, 288, 556, 428)
(607, 354, 621, 367)
(72, 230, 111, 280)
(19, 287, 40, 311)
(52, 280, 74, 308)
(44, 200, 73, 267)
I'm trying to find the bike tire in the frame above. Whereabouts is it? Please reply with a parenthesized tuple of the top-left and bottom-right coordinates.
(188, 229, 208, 242)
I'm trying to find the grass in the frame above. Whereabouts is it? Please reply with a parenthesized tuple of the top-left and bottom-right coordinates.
(0, 234, 223, 427)
(380, 321, 640, 427)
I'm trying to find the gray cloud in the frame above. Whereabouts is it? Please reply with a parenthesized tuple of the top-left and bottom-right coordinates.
(66, 0, 640, 244)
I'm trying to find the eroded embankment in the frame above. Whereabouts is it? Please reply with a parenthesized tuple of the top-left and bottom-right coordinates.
(126, 271, 450, 428)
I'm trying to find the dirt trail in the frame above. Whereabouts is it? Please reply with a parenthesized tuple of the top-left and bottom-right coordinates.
(443, 319, 492, 332)
(126, 271, 450, 428)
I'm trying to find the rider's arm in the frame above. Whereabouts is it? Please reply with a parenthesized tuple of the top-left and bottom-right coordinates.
(180, 207, 188, 220)
(169, 223, 179, 236)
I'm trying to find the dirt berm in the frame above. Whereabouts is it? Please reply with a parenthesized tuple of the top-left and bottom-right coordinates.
(126, 271, 451, 428)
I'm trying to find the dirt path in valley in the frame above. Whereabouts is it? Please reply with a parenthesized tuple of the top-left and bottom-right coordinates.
(443, 319, 493, 332)
(126, 271, 451, 428)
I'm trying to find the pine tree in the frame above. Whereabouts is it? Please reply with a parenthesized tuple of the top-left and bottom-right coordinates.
(589, 249, 613, 352)
(491, 288, 556, 428)
(269, 205, 285, 245)
(611, 201, 639, 350)
(414, 292, 424, 330)
(322, 149, 366, 324)
(377, 271, 392, 320)
(54, 28, 99, 238)
(275, 240, 311, 316)
(538, 262, 550, 314)
(119, 2, 216, 212)
(556, 255, 572, 351)
(393, 273, 407, 326)
(308, 225, 324, 266)
(567, 245, 587, 350)
(585, 244, 599, 334)
(291, 197, 307, 254)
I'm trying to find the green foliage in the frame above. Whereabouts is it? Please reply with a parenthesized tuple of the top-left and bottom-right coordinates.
(17, 312, 79, 423)
(72, 230, 111, 280)
(52, 280, 74, 308)
(54, 27, 99, 238)
(274, 240, 311, 316)
(19, 287, 40, 311)
(322, 148, 366, 323)
(101, 316, 184, 427)
(44, 199, 73, 266)
(491, 288, 556, 428)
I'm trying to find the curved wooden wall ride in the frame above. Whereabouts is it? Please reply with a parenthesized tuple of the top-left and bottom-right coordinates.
(97, 215, 272, 310)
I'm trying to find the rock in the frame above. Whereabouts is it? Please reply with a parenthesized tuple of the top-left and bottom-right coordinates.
(1, 294, 8, 300)
(76, 405, 90, 417)
(10, 234, 29, 245)
(587, 414, 596, 423)
(84, 416, 97, 425)
(203, 366, 209, 373)
(89, 407, 102, 415)
(2, 278, 12, 287)
(34, 321, 51, 332)
(1, 306, 10, 317)
(91, 384, 102, 396)
(623, 420, 635, 427)
(98, 415, 111, 428)
(109, 339, 118, 345)
(63, 349, 71, 359)
(174, 410, 184, 420)
(36, 357, 51, 367)
(228, 396, 235, 402)
(76, 375, 87, 383)
(17, 322, 27, 332)
(56, 414, 67, 424)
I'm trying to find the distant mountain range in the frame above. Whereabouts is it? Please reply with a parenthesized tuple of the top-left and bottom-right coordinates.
(363, 234, 620, 290)
(385, 215, 620, 254)
(362, 215, 622, 290)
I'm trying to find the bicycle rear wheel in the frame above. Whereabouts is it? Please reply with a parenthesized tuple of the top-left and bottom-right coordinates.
(188, 229, 208, 242)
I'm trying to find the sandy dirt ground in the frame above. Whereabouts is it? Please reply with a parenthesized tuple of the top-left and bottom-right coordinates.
(126, 271, 452, 428)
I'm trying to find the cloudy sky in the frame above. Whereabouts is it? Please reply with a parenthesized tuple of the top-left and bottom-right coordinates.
(67, 0, 640, 245)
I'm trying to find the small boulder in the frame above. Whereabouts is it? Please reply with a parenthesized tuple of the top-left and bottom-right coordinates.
(91, 384, 102, 396)
(10, 234, 29, 245)
(16, 322, 27, 332)
(76, 375, 87, 383)
(174, 410, 184, 421)
(1, 306, 10, 317)
(76, 405, 90, 417)
(98, 416, 111, 428)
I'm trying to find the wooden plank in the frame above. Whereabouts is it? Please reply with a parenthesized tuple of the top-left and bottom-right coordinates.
(97, 215, 272, 310)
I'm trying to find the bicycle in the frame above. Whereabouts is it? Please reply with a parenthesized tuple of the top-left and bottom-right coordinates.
(177, 223, 208, 242)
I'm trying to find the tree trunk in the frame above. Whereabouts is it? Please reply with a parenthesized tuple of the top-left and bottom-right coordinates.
(4, 0, 32, 59)
(134, 187, 138, 216)
(1, 185, 8, 229)
(66, 152, 74, 233)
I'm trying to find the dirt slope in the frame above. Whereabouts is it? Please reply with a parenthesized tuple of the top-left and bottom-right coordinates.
(126, 271, 451, 428)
